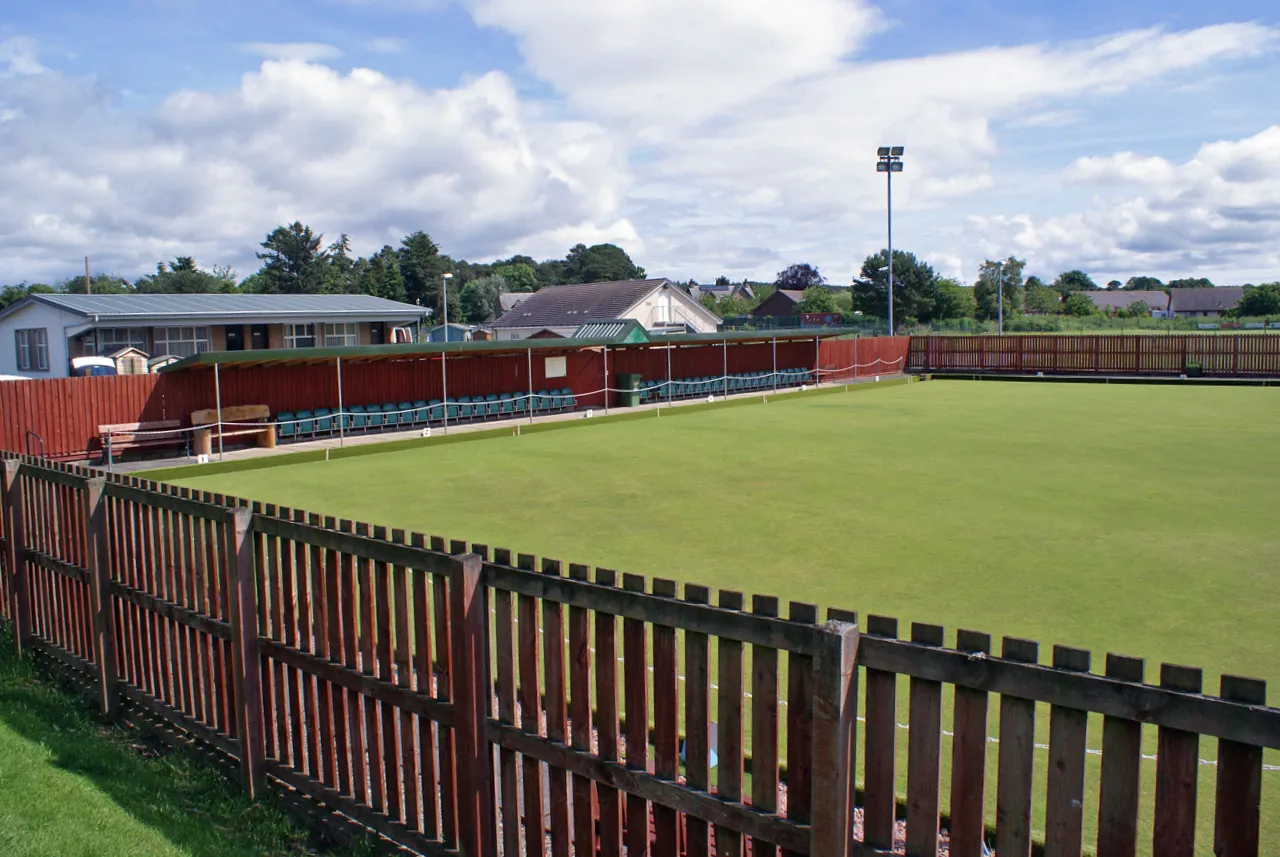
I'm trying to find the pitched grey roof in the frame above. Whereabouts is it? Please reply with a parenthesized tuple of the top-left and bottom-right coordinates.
(3, 292, 427, 322)
(498, 292, 531, 313)
(492, 279, 671, 329)
(1170, 287, 1244, 313)
(1087, 290, 1170, 312)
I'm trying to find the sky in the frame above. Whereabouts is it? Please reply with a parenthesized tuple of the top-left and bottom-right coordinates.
(2, 0, 1279, 287)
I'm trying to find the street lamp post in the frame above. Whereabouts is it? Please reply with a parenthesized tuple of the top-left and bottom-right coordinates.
(877, 146, 904, 336)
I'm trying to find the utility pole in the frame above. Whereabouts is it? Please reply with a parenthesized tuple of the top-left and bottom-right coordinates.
(85, 257, 91, 295)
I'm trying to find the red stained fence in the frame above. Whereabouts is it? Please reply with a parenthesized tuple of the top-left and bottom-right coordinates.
(909, 334, 1280, 376)
(0, 338, 909, 460)
(4, 451, 1279, 857)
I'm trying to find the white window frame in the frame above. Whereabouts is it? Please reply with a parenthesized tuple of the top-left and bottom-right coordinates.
(284, 323, 317, 349)
(15, 328, 49, 372)
(322, 323, 357, 347)
(95, 327, 149, 355)
(154, 326, 210, 358)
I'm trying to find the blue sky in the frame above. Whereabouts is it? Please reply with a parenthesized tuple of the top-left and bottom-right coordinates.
(2, 0, 1278, 286)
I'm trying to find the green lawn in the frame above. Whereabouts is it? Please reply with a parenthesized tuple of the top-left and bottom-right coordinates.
(0, 629, 370, 857)
(170, 380, 1280, 854)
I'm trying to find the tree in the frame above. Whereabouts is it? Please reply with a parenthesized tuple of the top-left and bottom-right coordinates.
(61, 273, 131, 294)
(1024, 280, 1063, 314)
(714, 275, 731, 287)
(1121, 300, 1151, 318)
(355, 246, 407, 302)
(1235, 283, 1280, 316)
(1053, 269, 1098, 292)
(494, 263, 538, 293)
(535, 259, 567, 289)
(934, 278, 975, 319)
(562, 243, 645, 284)
(0, 282, 54, 309)
(1107, 280, 1122, 290)
(460, 275, 505, 323)
(1124, 276, 1164, 290)
(973, 257, 1025, 321)
(851, 250, 940, 321)
(323, 235, 357, 294)
(1063, 292, 1096, 316)
(1168, 277, 1215, 289)
(796, 287, 838, 313)
(774, 263, 824, 291)
(398, 231, 446, 304)
(256, 222, 328, 294)
(135, 257, 238, 294)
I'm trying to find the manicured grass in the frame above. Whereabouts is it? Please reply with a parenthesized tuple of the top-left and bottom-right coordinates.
(0, 629, 367, 857)
(171, 380, 1280, 854)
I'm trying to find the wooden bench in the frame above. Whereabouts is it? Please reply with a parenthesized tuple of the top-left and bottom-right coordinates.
(191, 405, 276, 456)
(98, 420, 187, 465)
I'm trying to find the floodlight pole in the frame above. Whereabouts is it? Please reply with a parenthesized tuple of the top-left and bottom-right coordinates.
(603, 345, 609, 415)
(877, 147, 905, 337)
(336, 356, 345, 448)
(887, 166, 894, 336)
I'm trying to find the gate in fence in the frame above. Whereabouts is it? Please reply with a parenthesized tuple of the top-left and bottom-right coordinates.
(1, 451, 1278, 857)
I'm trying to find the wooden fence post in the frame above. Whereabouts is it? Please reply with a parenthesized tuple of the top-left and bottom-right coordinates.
(450, 552, 496, 857)
(83, 477, 119, 719)
(809, 620, 859, 857)
(224, 506, 266, 799)
(1, 459, 30, 656)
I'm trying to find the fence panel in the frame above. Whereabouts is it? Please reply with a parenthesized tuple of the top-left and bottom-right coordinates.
(479, 553, 857, 857)
(910, 334, 1280, 377)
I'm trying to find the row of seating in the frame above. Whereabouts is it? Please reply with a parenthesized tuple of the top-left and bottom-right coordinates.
(639, 368, 813, 402)
(276, 389, 578, 440)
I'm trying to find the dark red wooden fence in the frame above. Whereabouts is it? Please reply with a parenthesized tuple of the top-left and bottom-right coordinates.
(3, 450, 1278, 857)
(909, 334, 1280, 376)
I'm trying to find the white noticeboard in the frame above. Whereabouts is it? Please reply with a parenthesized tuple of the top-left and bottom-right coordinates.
(545, 356, 567, 378)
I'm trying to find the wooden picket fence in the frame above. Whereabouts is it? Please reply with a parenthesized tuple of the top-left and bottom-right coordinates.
(1, 451, 1278, 857)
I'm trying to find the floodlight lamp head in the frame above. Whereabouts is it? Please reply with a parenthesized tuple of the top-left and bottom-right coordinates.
(877, 146, 890, 157)
(876, 162, 889, 172)
(890, 162, 904, 172)
(442, 272, 453, 280)
(890, 146, 905, 156)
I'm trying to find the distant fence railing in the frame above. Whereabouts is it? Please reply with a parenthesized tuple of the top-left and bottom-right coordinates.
(2, 451, 1278, 856)
(909, 334, 1280, 377)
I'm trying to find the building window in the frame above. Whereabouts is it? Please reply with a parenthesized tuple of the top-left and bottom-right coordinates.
(154, 326, 210, 358)
(15, 328, 49, 371)
(284, 323, 316, 348)
(95, 328, 149, 355)
(322, 323, 357, 347)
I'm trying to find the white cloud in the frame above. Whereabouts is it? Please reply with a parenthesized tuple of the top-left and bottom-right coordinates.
(1012, 110, 1081, 128)
(0, 57, 632, 281)
(239, 42, 343, 62)
(587, 23, 1274, 281)
(0, 37, 46, 76)
(969, 126, 1280, 280)
(363, 37, 406, 54)
(466, 0, 882, 131)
